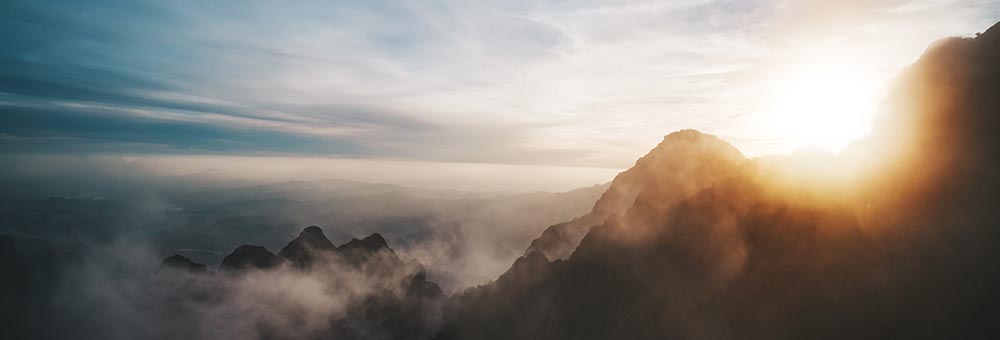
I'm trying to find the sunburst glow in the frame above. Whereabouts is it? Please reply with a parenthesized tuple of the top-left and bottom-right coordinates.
(764, 50, 884, 152)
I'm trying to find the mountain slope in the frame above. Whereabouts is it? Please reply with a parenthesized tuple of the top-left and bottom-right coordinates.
(526, 129, 746, 260)
(438, 22, 1000, 340)
(218, 245, 279, 272)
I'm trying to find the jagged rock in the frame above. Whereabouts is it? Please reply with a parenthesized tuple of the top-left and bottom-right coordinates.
(219, 245, 280, 272)
(496, 251, 549, 288)
(277, 225, 336, 268)
(338, 233, 399, 268)
(339, 232, 390, 252)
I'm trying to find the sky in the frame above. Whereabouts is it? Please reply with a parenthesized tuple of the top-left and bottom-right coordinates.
(1, 0, 998, 189)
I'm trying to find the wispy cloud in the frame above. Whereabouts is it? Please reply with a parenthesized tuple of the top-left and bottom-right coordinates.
(1, 0, 997, 167)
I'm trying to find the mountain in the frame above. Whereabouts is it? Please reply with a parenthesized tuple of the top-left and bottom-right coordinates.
(0, 173, 605, 291)
(437, 22, 1000, 340)
(525, 129, 746, 260)
(337, 233, 399, 267)
(276, 225, 337, 268)
(5, 21, 998, 340)
(157, 225, 446, 340)
(218, 245, 279, 272)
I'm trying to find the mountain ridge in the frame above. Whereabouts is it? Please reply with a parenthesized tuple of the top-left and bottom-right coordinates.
(525, 129, 747, 261)
(158, 225, 447, 340)
(437, 21, 1000, 340)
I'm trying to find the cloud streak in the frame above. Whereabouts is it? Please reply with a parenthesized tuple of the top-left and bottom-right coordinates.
(1, 0, 998, 167)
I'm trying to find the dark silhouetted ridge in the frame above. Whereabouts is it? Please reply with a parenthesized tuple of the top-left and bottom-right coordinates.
(339, 232, 390, 252)
(496, 251, 550, 289)
(219, 245, 279, 272)
(148, 226, 447, 340)
(338, 232, 402, 269)
(278, 225, 336, 268)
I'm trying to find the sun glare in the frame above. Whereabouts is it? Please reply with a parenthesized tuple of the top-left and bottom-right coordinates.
(764, 51, 883, 153)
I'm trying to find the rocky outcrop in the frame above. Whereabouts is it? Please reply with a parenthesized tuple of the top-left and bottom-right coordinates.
(277, 225, 336, 268)
(218, 244, 279, 272)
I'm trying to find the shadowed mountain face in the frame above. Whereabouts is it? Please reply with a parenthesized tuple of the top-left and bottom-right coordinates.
(277, 225, 337, 268)
(438, 22, 1000, 340)
(257, 226, 402, 271)
(218, 245, 279, 272)
(526, 130, 746, 260)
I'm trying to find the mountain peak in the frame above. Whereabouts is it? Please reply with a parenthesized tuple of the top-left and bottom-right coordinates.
(648, 129, 740, 158)
(219, 245, 280, 272)
(365, 232, 387, 246)
(278, 226, 336, 268)
(336, 233, 401, 270)
(292, 226, 335, 248)
(662, 128, 707, 141)
(340, 233, 389, 252)
(525, 129, 746, 260)
(300, 225, 325, 237)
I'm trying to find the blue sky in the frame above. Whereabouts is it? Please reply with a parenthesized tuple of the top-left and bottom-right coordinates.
(1, 0, 998, 170)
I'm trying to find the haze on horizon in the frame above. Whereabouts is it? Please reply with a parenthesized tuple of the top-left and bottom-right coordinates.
(2, 0, 998, 191)
(4, 1, 1000, 339)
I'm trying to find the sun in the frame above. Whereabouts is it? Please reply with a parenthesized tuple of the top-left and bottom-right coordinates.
(764, 52, 883, 153)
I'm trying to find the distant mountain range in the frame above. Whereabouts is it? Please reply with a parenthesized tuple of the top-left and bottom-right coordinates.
(159, 225, 445, 340)
(0, 176, 607, 291)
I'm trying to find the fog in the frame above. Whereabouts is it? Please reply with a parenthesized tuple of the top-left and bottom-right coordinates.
(0, 155, 609, 292)
(0, 158, 607, 339)
(3, 19, 999, 340)
(437, 22, 1000, 340)
(0, 154, 617, 194)
(4, 230, 444, 340)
